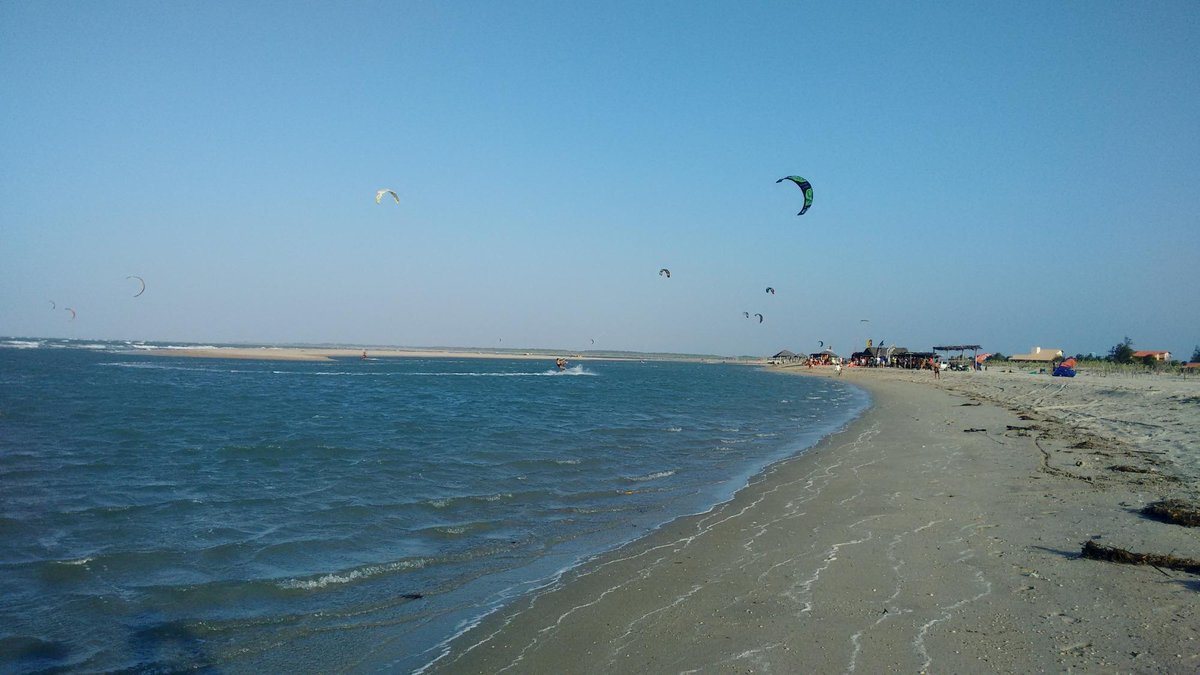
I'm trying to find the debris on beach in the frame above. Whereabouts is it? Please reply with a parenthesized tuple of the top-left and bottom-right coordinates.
(1079, 540, 1200, 575)
(1142, 499, 1200, 527)
(963, 428, 986, 433)
(1005, 424, 1037, 437)
(1108, 465, 1154, 474)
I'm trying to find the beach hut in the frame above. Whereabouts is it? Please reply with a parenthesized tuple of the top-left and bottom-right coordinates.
(807, 350, 841, 366)
(933, 344, 983, 370)
(1009, 346, 1064, 363)
(769, 350, 801, 364)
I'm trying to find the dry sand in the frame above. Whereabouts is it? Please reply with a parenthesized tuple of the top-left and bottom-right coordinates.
(429, 367, 1199, 673)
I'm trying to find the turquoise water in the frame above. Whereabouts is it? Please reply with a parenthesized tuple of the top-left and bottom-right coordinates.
(0, 339, 868, 673)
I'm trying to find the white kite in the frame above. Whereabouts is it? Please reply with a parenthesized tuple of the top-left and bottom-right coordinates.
(375, 189, 400, 205)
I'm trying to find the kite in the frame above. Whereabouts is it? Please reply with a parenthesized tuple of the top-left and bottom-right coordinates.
(659, 268, 671, 278)
(776, 176, 813, 215)
(65, 307, 76, 320)
(765, 287, 775, 295)
(818, 340, 824, 348)
(49, 300, 56, 309)
(127, 275, 146, 297)
(375, 189, 400, 205)
(742, 311, 750, 319)
(754, 313, 764, 323)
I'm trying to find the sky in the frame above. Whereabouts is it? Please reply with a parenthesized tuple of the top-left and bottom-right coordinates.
(2, 1, 1197, 358)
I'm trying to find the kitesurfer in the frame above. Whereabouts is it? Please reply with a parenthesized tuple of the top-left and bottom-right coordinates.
(776, 176, 814, 215)
(555, 357, 568, 371)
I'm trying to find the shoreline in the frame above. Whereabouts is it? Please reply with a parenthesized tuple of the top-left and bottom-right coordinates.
(426, 367, 1198, 673)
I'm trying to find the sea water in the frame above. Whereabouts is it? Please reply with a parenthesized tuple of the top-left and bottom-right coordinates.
(0, 340, 868, 673)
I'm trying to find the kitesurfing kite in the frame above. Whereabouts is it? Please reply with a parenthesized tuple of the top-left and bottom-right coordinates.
(818, 340, 824, 348)
(765, 287, 775, 295)
(375, 189, 400, 205)
(659, 268, 671, 278)
(742, 311, 750, 319)
(754, 313, 764, 323)
(49, 300, 56, 310)
(127, 275, 146, 297)
(65, 307, 76, 320)
(776, 176, 813, 216)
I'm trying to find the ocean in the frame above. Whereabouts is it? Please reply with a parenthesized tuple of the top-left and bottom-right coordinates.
(0, 339, 869, 673)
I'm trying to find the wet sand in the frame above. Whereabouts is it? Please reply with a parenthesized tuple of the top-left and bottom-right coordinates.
(428, 367, 1199, 673)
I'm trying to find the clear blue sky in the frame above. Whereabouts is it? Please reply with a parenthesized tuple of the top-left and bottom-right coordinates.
(2, 2, 1197, 358)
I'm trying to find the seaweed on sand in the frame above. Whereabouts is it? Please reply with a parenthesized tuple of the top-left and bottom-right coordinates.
(1080, 540, 1200, 575)
(1142, 499, 1200, 527)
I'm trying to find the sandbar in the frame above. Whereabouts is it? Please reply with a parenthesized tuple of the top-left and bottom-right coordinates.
(142, 346, 750, 364)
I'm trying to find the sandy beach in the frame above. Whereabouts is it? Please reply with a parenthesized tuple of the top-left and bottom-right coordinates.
(430, 367, 1199, 673)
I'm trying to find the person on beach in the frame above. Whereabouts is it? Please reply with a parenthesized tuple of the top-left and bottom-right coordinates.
(835, 363, 842, 376)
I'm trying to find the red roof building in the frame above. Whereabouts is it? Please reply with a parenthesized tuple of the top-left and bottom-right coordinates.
(1131, 350, 1171, 361)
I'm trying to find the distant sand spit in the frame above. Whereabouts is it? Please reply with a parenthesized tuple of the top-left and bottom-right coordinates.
(144, 347, 753, 364)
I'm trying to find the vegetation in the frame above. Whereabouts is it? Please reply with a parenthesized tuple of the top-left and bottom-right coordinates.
(1108, 336, 1135, 364)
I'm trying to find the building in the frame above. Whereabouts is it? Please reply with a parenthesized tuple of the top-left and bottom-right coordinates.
(1131, 350, 1171, 362)
(1009, 346, 1064, 362)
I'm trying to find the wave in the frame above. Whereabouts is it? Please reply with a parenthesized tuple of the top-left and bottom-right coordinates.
(425, 492, 514, 509)
(99, 361, 219, 372)
(277, 557, 432, 590)
(0, 340, 43, 349)
(127, 343, 221, 350)
(622, 470, 676, 482)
